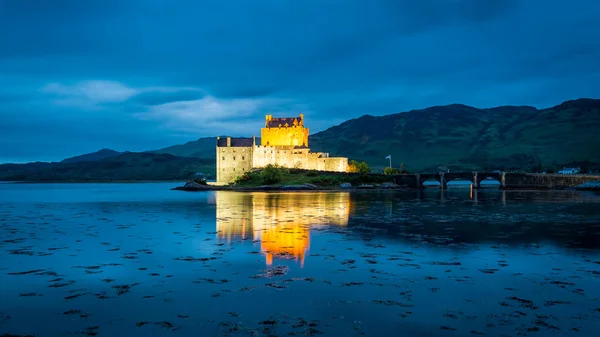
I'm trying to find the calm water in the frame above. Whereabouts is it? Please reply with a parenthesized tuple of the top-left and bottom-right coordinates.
(1, 183, 600, 337)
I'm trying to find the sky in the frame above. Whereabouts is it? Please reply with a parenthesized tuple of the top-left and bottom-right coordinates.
(1, 0, 599, 163)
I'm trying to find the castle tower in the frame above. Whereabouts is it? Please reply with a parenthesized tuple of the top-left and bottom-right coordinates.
(260, 114, 309, 147)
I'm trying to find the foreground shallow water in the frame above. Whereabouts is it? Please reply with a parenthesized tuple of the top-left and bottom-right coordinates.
(1, 183, 600, 337)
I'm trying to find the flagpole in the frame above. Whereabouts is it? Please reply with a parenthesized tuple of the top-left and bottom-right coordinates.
(389, 155, 392, 168)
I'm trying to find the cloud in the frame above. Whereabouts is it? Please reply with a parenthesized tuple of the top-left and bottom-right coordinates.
(40, 80, 139, 108)
(39, 80, 211, 110)
(1, 0, 599, 162)
(133, 95, 283, 134)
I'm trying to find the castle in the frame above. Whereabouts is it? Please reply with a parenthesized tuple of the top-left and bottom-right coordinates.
(216, 114, 349, 183)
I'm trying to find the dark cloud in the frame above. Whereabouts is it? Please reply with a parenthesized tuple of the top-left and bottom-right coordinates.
(214, 86, 278, 99)
(0, 0, 599, 162)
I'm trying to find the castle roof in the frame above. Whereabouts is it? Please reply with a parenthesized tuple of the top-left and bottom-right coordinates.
(266, 116, 302, 128)
(217, 137, 254, 147)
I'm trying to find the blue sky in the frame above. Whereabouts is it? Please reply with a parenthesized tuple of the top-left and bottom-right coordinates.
(1, 0, 599, 163)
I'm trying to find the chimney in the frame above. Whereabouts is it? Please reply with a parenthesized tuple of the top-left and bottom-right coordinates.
(252, 135, 256, 146)
(226, 136, 231, 147)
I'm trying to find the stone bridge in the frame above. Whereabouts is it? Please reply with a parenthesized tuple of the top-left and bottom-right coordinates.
(393, 172, 600, 190)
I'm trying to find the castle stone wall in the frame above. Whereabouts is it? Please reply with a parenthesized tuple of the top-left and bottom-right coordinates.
(216, 146, 253, 184)
(322, 157, 349, 172)
(253, 146, 315, 169)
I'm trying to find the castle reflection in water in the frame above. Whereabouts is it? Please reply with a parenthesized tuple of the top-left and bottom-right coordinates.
(211, 191, 350, 267)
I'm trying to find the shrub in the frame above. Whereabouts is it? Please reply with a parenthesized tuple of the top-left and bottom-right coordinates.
(384, 167, 401, 175)
(233, 172, 253, 184)
(193, 177, 208, 185)
(260, 164, 289, 184)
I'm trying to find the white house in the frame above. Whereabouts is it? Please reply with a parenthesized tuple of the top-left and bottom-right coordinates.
(558, 167, 581, 174)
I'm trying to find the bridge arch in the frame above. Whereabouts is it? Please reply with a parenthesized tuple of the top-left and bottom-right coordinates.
(446, 177, 475, 187)
(422, 178, 441, 188)
(477, 175, 501, 188)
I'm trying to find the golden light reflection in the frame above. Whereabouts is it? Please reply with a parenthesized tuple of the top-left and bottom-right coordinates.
(215, 191, 350, 267)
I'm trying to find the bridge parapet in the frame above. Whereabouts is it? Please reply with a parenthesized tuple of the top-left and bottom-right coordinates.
(392, 171, 596, 190)
(502, 173, 599, 189)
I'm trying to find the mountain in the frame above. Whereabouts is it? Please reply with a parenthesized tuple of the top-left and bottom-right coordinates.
(61, 148, 122, 164)
(4, 98, 598, 181)
(149, 137, 218, 158)
(149, 136, 263, 158)
(0, 152, 214, 182)
(309, 98, 600, 172)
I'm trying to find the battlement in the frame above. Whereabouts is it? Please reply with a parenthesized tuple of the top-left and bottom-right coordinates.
(216, 136, 256, 147)
(265, 114, 304, 128)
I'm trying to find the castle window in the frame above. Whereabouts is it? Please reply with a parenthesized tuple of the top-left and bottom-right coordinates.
(242, 156, 245, 160)
(233, 156, 236, 161)
(222, 156, 225, 160)
(233, 168, 236, 171)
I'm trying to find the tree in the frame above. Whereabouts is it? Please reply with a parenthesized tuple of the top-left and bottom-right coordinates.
(260, 164, 289, 184)
(348, 160, 370, 173)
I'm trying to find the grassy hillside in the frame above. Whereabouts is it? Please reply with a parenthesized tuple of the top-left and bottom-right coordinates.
(0, 153, 215, 182)
(61, 148, 121, 163)
(309, 98, 600, 172)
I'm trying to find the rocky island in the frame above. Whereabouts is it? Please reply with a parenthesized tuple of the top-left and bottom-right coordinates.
(172, 166, 401, 192)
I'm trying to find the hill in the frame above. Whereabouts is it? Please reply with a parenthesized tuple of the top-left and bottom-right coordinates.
(0, 152, 214, 182)
(309, 98, 600, 172)
(149, 137, 218, 158)
(61, 148, 121, 164)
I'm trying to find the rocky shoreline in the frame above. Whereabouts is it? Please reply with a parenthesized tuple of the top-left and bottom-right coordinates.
(171, 180, 402, 192)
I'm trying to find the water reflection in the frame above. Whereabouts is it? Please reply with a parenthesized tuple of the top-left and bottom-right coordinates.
(214, 189, 600, 258)
(2, 184, 600, 337)
(346, 189, 600, 250)
(215, 192, 350, 266)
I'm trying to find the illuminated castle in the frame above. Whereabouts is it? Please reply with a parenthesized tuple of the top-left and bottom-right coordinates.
(214, 191, 350, 267)
(216, 114, 349, 184)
